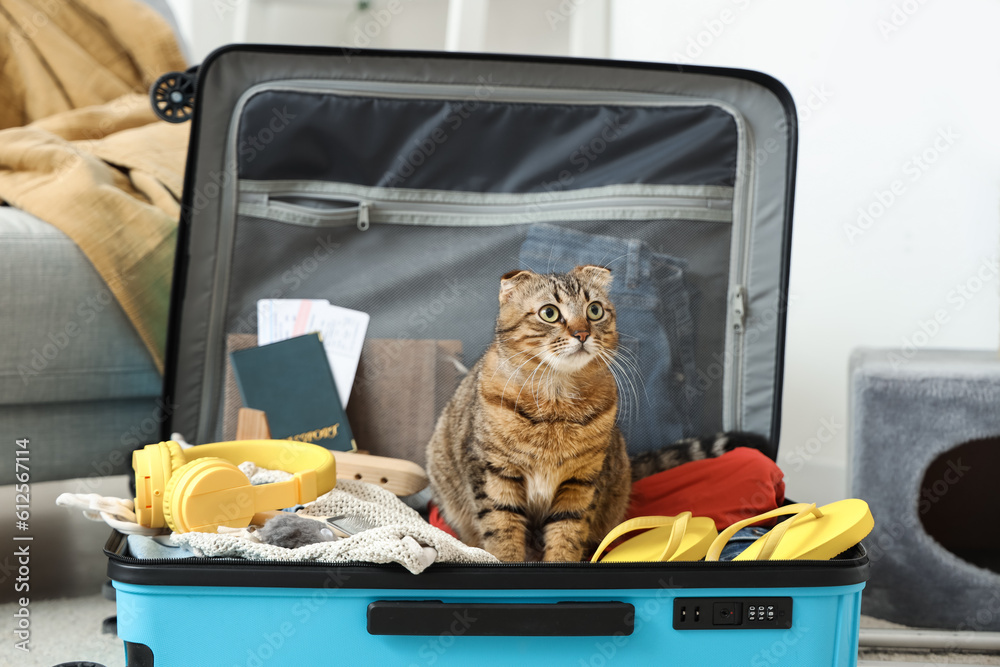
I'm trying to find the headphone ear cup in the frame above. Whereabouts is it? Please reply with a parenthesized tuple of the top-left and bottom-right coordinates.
(162, 458, 256, 533)
(133, 440, 190, 529)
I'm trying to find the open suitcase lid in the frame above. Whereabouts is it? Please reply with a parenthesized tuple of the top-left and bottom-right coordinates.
(162, 46, 796, 457)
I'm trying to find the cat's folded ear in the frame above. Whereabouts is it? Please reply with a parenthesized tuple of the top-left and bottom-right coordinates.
(572, 264, 613, 289)
(499, 269, 535, 303)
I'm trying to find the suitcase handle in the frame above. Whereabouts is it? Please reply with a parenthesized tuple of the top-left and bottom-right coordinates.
(367, 600, 634, 636)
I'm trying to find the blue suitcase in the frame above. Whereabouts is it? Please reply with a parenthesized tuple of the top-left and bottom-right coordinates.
(107, 45, 869, 666)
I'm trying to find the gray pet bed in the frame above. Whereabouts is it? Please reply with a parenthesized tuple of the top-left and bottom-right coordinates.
(850, 348, 1000, 631)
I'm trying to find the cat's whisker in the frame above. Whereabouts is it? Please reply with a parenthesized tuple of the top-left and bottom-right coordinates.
(610, 351, 648, 408)
(540, 353, 565, 406)
(594, 350, 626, 411)
(607, 345, 642, 379)
(496, 343, 543, 364)
(537, 354, 558, 410)
(610, 349, 645, 406)
(596, 348, 642, 427)
(611, 341, 641, 361)
(608, 364, 639, 428)
(500, 349, 546, 407)
(516, 351, 551, 413)
(492, 347, 536, 380)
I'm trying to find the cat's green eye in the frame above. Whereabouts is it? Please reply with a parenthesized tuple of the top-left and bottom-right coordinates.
(587, 302, 605, 321)
(539, 305, 561, 323)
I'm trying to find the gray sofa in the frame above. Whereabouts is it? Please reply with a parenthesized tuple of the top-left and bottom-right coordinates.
(1, 208, 163, 485)
(0, 0, 185, 486)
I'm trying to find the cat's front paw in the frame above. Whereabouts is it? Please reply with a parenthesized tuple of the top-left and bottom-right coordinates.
(485, 540, 527, 562)
(542, 543, 585, 563)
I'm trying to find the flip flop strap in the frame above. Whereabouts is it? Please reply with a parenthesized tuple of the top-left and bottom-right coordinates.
(590, 512, 692, 563)
(754, 504, 825, 560)
(704, 503, 824, 561)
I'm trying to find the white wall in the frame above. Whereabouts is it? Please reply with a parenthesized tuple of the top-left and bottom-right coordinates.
(163, 0, 1000, 503)
(164, 0, 578, 63)
(612, 0, 1000, 502)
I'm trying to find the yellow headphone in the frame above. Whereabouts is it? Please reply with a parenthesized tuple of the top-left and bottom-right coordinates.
(132, 440, 337, 533)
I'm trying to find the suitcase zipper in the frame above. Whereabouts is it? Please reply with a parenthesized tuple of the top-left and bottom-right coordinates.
(727, 118, 758, 432)
(105, 530, 867, 571)
(104, 531, 869, 591)
(239, 189, 734, 230)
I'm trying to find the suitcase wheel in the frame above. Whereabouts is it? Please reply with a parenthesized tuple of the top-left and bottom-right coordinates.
(150, 69, 196, 123)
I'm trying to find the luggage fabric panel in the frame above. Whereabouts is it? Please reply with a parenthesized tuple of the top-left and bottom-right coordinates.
(237, 90, 739, 189)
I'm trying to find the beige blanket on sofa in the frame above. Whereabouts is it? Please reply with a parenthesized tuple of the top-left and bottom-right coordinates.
(0, 0, 189, 372)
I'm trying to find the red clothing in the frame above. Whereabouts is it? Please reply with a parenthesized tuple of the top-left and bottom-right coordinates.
(428, 447, 785, 537)
(625, 446, 785, 530)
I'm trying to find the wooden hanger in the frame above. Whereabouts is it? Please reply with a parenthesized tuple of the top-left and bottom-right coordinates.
(236, 408, 429, 496)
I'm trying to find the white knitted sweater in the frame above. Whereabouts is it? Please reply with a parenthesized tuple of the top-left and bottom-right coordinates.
(171, 463, 497, 574)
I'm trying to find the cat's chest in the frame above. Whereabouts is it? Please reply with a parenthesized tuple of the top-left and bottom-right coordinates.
(524, 469, 560, 515)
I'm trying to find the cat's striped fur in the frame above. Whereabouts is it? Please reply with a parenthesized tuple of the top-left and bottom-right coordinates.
(629, 431, 770, 482)
(426, 267, 765, 562)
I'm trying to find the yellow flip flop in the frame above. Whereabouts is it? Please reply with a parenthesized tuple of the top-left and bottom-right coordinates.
(590, 512, 719, 563)
(704, 499, 874, 562)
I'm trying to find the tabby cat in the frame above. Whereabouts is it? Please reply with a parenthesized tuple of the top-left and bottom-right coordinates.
(426, 266, 763, 562)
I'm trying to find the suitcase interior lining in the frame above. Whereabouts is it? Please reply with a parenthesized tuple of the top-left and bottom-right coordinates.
(199, 84, 747, 451)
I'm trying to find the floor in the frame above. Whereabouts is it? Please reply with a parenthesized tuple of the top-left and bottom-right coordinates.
(4, 594, 999, 667)
(1, 476, 131, 604)
(858, 616, 1000, 665)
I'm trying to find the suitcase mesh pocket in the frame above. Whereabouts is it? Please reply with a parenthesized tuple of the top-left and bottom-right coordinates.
(220, 202, 732, 457)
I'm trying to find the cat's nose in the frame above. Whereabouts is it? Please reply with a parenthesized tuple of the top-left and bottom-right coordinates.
(572, 330, 589, 343)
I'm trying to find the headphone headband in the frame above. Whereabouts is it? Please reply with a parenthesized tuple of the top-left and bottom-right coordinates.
(181, 439, 337, 489)
(132, 440, 337, 533)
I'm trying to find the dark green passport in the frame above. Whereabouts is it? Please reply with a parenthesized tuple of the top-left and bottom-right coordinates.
(230, 332, 356, 451)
